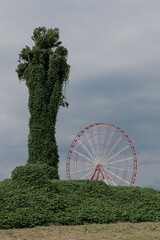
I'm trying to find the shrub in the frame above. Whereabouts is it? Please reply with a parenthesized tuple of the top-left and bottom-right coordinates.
(11, 163, 59, 188)
(0, 179, 159, 229)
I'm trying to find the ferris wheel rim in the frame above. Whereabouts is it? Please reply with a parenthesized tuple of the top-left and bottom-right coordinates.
(66, 122, 137, 186)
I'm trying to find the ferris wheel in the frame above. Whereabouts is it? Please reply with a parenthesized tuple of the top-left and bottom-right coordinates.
(66, 123, 137, 186)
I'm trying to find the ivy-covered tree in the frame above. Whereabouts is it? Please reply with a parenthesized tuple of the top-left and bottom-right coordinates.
(16, 27, 70, 176)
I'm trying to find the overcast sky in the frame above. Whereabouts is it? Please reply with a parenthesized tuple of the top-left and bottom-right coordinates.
(0, 0, 160, 189)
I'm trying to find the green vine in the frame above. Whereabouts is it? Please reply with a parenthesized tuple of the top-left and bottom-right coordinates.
(16, 27, 70, 176)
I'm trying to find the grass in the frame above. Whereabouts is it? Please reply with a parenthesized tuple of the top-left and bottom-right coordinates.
(0, 222, 160, 240)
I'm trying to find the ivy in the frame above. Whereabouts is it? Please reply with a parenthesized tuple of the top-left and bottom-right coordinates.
(16, 27, 70, 176)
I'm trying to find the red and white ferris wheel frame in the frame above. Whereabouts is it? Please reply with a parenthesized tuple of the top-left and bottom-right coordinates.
(66, 123, 137, 186)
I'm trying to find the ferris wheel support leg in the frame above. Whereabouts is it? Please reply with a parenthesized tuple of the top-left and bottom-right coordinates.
(90, 164, 105, 181)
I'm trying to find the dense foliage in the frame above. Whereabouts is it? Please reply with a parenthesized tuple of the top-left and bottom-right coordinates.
(16, 27, 70, 175)
(0, 176, 159, 229)
(12, 163, 59, 187)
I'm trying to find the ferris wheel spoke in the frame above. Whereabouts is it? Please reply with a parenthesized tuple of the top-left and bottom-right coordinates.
(84, 131, 97, 156)
(99, 127, 106, 153)
(107, 166, 133, 172)
(82, 162, 94, 166)
(73, 149, 94, 164)
(102, 127, 115, 157)
(106, 156, 132, 165)
(80, 169, 93, 179)
(107, 169, 130, 185)
(93, 126, 100, 155)
(106, 136, 123, 158)
(107, 145, 129, 162)
(77, 139, 94, 158)
(70, 166, 94, 174)
(102, 168, 117, 186)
